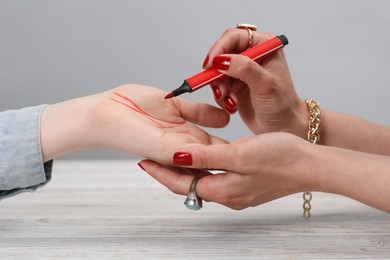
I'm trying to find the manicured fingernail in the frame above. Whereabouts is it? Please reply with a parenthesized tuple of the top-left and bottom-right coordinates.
(225, 105, 237, 114)
(224, 96, 237, 113)
(173, 152, 193, 166)
(138, 163, 145, 171)
(213, 56, 231, 70)
(211, 85, 222, 99)
(202, 55, 209, 69)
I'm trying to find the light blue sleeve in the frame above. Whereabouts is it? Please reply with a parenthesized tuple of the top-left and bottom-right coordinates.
(0, 105, 53, 200)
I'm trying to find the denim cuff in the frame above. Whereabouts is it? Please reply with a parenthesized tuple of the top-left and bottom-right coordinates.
(0, 105, 53, 200)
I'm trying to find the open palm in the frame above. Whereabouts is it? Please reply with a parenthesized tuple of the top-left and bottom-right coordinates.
(91, 84, 230, 164)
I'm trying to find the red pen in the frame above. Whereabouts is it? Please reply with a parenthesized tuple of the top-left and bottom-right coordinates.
(164, 35, 288, 99)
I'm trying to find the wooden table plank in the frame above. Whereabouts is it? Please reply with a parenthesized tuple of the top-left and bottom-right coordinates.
(0, 160, 389, 259)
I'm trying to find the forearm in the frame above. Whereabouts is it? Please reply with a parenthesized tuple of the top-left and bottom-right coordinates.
(314, 110, 390, 155)
(40, 95, 98, 162)
(312, 144, 390, 213)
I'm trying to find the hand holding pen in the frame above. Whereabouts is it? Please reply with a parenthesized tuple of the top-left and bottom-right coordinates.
(206, 29, 308, 138)
(167, 28, 307, 139)
(165, 34, 288, 99)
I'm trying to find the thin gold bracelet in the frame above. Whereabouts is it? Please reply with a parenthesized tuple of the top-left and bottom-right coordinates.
(303, 99, 321, 219)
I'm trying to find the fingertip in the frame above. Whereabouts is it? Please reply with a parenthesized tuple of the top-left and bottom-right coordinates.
(211, 85, 222, 100)
(218, 110, 230, 127)
(210, 77, 234, 113)
(205, 103, 230, 128)
(174, 143, 228, 170)
(224, 95, 238, 114)
(139, 159, 158, 169)
(173, 152, 193, 166)
(202, 55, 210, 69)
(213, 55, 232, 71)
(137, 162, 146, 172)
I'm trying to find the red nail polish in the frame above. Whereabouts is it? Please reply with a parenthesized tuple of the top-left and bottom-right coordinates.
(213, 56, 231, 70)
(224, 96, 237, 111)
(211, 85, 222, 99)
(173, 152, 193, 166)
(202, 55, 209, 69)
(225, 105, 237, 114)
(138, 163, 145, 171)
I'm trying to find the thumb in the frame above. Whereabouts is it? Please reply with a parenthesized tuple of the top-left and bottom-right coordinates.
(213, 54, 269, 91)
(172, 143, 233, 170)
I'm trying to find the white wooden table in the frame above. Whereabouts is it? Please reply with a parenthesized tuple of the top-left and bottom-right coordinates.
(1, 160, 389, 259)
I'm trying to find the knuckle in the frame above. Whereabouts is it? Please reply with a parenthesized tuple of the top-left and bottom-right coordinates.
(220, 191, 249, 211)
(230, 203, 247, 211)
(263, 75, 278, 91)
(198, 151, 212, 169)
(168, 185, 183, 196)
(169, 175, 190, 196)
(255, 32, 276, 42)
(262, 72, 276, 84)
(263, 32, 275, 40)
(237, 56, 255, 81)
(225, 144, 240, 169)
(195, 104, 206, 122)
(222, 28, 236, 37)
(230, 197, 250, 210)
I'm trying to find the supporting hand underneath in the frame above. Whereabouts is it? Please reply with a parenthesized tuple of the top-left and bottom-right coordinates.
(140, 132, 390, 213)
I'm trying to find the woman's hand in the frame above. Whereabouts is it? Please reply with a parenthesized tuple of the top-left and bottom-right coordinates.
(40, 84, 230, 163)
(140, 133, 315, 210)
(203, 27, 390, 156)
(140, 131, 390, 213)
(204, 28, 307, 138)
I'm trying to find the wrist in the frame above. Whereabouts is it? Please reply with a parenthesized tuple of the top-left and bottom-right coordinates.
(285, 137, 321, 192)
(40, 95, 97, 161)
(300, 142, 327, 192)
(289, 99, 309, 139)
(274, 99, 307, 139)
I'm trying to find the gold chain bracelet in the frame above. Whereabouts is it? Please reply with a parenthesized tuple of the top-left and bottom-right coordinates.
(303, 99, 321, 219)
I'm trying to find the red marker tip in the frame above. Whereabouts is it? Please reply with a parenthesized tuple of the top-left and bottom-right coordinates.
(164, 92, 174, 99)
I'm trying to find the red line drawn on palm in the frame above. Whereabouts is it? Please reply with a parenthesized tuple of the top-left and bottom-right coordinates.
(110, 92, 186, 129)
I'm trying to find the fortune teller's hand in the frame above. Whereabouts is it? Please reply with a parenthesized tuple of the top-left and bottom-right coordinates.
(140, 132, 315, 210)
(40, 84, 229, 163)
(140, 132, 390, 213)
(203, 26, 307, 138)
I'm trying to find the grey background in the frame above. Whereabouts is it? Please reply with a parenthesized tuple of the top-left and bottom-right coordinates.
(1, 0, 389, 159)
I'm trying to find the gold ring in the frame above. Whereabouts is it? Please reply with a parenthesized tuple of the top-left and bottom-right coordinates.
(236, 23, 257, 49)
